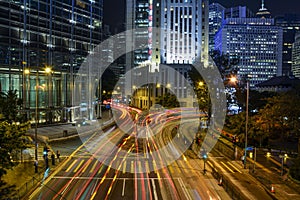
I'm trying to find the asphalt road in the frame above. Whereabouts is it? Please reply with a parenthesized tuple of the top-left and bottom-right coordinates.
(28, 106, 229, 200)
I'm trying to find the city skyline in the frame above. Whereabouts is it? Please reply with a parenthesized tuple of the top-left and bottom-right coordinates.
(104, 0, 300, 30)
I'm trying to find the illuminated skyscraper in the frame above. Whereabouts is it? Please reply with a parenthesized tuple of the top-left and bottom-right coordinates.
(292, 32, 300, 78)
(0, 0, 103, 122)
(209, 3, 225, 53)
(215, 18, 283, 86)
(125, 0, 209, 109)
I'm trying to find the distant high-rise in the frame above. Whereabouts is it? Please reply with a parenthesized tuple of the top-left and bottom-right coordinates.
(215, 18, 283, 86)
(208, 4, 255, 53)
(275, 14, 300, 76)
(224, 6, 254, 19)
(209, 3, 225, 53)
(126, 0, 208, 70)
(292, 32, 300, 78)
(125, 0, 208, 109)
(256, 0, 271, 18)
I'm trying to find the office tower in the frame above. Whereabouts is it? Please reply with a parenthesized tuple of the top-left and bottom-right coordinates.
(292, 32, 300, 78)
(209, 3, 225, 53)
(0, 0, 103, 122)
(126, 0, 208, 69)
(275, 14, 300, 76)
(125, 0, 208, 109)
(224, 6, 254, 19)
(215, 18, 283, 87)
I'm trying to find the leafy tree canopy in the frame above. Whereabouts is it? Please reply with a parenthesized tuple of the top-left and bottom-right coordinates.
(0, 90, 23, 123)
(0, 122, 30, 197)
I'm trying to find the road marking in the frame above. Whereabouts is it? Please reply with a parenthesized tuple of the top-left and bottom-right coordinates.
(53, 176, 178, 180)
(151, 179, 158, 200)
(90, 161, 98, 173)
(82, 160, 91, 173)
(65, 160, 77, 172)
(74, 160, 85, 172)
(178, 178, 193, 200)
(138, 161, 142, 173)
(227, 161, 242, 173)
(97, 165, 104, 175)
(145, 161, 150, 173)
(122, 179, 126, 196)
(123, 161, 127, 174)
(168, 165, 174, 174)
(220, 161, 234, 173)
(131, 161, 134, 173)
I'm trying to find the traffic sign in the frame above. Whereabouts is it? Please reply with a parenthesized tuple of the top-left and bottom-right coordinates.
(246, 147, 253, 151)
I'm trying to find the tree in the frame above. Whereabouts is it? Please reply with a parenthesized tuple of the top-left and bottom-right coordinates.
(156, 93, 180, 108)
(0, 122, 30, 198)
(210, 50, 239, 79)
(290, 158, 300, 181)
(249, 86, 300, 141)
(0, 90, 23, 123)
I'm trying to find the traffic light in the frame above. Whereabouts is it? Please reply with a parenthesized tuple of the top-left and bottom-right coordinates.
(202, 149, 208, 160)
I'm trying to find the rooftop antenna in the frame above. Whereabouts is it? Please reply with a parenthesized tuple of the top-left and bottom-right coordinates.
(261, 0, 265, 10)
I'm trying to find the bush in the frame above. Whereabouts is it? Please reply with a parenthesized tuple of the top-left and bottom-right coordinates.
(290, 158, 300, 181)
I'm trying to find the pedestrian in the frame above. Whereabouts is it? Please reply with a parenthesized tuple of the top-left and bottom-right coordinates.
(57, 150, 60, 162)
(45, 157, 49, 169)
(34, 160, 38, 173)
(51, 153, 55, 166)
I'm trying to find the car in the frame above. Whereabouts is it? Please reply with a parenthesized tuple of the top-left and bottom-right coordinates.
(72, 118, 89, 127)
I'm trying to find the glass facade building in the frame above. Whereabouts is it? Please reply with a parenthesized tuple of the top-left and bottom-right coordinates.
(215, 18, 283, 87)
(292, 32, 300, 78)
(0, 0, 103, 122)
(275, 14, 300, 76)
(209, 3, 224, 53)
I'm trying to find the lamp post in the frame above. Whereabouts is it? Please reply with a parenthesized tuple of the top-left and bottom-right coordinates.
(230, 76, 249, 169)
(35, 70, 39, 161)
(45, 67, 52, 123)
(24, 69, 30, 119)
(244, 80, 249, 169)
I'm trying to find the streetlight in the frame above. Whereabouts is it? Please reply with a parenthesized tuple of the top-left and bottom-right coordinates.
(35, 70, 39, 162)
(24, 69, 30, 119)
(230, 77, 249, 169)
(279, 154, 288, 176)
(45, 67, 52, 123)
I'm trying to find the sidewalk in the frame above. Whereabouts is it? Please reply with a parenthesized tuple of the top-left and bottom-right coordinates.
(4, 110, 113, 199)
(26, 110, 112, 143)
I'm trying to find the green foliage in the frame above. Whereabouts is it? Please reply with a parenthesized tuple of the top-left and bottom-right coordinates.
(210, 50, 239, 78)
(225, 86, 300, 146)
(156, 93, 180, 108)
(0, 122, 30, 196)
(188, 67, 211, 115)
(0, 90, 23, 123)
(290, 158, 300, 181)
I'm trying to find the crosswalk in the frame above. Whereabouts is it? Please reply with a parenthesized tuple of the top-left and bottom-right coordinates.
(60, 157, 195, 175)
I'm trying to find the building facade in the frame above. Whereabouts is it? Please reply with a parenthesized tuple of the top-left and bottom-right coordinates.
(125, 0, 208, 109)
(208, 3, 225, 53)
(292, 32, 300, 78)
(275, 14, 300, 76)
(224, 6, 254, 19)
(0, 0, 103, 122)
(215, 18, 283, 87)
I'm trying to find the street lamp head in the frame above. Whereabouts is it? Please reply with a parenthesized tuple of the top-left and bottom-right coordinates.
(199, 81, 204, 87)
(24, 69, 30, 74)
(230, 76, 237, 83)
(45, 67, 52, 74)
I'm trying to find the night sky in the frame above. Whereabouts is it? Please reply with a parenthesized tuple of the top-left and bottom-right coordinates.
(103, 0, 300, 30)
